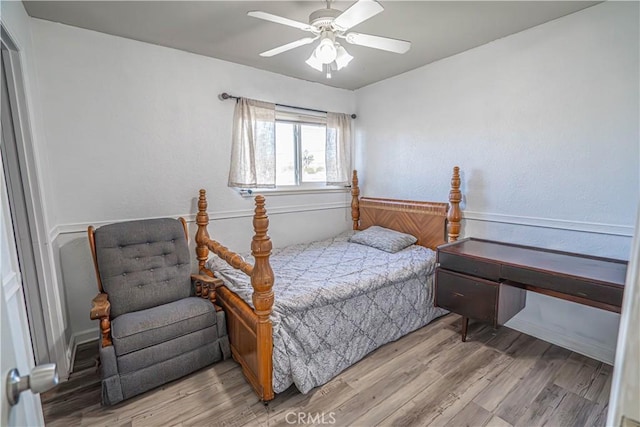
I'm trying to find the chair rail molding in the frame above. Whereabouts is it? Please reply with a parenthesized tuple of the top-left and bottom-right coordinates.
(463, 211, 634, 237)
(49, 208, 634, 242)
(48, 201, 351, 241)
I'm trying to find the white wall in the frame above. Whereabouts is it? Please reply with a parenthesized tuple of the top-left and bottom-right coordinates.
(355, 2, 639, 364)
(28, 19, 356, 347)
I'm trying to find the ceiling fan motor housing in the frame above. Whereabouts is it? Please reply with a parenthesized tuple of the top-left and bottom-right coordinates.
(309, 8, 342, 30)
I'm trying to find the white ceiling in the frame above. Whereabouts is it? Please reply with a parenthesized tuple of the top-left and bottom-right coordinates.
(22, 1, 599, 90)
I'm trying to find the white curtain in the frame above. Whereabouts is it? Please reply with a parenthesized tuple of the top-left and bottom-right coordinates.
(228, 98, 276, 188)
(325, 112, 352, 186)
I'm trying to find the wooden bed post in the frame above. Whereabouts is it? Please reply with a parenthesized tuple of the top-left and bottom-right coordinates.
(448, 166, 462, 242)
(251, 195, 275, 401)
(196, 189, 213, 276)
(351, 170, 360, 230)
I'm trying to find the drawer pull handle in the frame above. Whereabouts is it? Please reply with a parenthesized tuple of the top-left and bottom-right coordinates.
(452, 292, 465, 297)
(577, 292, 588, 297)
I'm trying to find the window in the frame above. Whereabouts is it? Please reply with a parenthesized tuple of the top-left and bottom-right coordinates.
(228, 97, 352, 190)
(275, 117, 328, 187)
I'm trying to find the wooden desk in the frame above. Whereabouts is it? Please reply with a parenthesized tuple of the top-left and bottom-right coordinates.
(435, 238, 627, 341)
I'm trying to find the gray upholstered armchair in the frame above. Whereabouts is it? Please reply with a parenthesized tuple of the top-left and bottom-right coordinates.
(88, 218, 230, 405)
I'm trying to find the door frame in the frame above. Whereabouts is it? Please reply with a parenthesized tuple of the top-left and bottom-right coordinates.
(1, 44, 48, 365)
(1, 23, 69, 379)
(606, 204, 640, 426)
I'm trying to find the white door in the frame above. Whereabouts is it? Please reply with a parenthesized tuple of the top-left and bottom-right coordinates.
(1, 108, 44, 426)
(607, 204, 640, 427)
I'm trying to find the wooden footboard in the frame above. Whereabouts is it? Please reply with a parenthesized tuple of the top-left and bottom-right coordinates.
(216, 285, 266, 398)
(195, 166, 462, 402)
(195, 191, 274, 401)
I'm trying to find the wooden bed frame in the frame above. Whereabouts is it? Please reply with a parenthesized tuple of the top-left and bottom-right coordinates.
(195, 166, 463, 402)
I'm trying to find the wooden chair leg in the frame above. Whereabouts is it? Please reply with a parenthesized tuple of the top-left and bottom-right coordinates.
(461, 316, 469, 342)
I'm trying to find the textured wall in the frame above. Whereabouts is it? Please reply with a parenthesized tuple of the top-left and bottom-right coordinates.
(355, 2, 639, 363)
(29, 18, 356, 345)
(30, 18, 356, 227)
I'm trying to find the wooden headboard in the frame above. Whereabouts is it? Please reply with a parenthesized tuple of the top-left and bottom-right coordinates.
(358, 197, 449, 250)
(350, 167, 462, 250)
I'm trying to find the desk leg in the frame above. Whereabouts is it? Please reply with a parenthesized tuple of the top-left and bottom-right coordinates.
(461, 317, 469, 342)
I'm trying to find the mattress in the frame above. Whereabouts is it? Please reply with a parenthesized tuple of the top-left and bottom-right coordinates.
(208, 231, 447, 393)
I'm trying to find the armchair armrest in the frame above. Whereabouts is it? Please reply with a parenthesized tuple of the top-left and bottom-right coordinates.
(90, 293, 112, 347)
(191, 274, 223, 311)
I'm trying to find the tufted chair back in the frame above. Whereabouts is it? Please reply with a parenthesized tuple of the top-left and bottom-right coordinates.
(94, 218, 192, 318)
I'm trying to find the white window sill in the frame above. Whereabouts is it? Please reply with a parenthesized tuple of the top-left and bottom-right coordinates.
(237, 185, 350, 198)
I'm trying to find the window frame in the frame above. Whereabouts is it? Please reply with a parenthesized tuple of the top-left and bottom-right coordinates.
(239, 108, 347, 196)
(276, 119, 332, 187)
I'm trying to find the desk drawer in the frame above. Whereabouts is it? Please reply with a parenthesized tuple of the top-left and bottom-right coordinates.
(438, 252, 501, 281)
(501, 266, 624, 308)
(436, 269, 498, 325)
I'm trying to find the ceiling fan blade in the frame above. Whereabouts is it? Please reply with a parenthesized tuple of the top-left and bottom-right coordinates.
(345, 32, 411, 54)
(260, 37, 318, 57)
(333, 0, 384, 31)
(248, 11, 313, 32)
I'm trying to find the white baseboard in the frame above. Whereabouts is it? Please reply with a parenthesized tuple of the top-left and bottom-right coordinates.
(68, 328, 98, 373)
(72, 328, 99, 346)
(505, 316, 615, 365)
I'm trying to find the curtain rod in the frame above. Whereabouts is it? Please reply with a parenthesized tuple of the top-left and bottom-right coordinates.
(219, 92, 357, 119)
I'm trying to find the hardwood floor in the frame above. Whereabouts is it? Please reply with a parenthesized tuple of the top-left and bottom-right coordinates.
(41, 314, 612, 426)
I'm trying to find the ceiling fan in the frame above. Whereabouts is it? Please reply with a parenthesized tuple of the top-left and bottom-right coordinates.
(248, 0, 411, 79)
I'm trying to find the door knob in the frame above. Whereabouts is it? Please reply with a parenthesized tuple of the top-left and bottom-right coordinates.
(6, 363, 58, 406)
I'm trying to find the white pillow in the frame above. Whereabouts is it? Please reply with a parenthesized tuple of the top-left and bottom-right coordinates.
(349, 226, 417, 253)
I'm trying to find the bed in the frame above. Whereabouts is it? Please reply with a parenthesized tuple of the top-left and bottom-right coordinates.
(194, 167, 463, 401)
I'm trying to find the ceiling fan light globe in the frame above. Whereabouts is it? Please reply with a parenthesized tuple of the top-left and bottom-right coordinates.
(306, 53, 323, 72)
(315, 38, 337, 64)
(335, 46, 353, 70)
